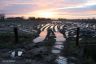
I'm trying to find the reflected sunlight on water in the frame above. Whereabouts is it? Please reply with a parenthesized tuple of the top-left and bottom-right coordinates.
(56, 56, 67, 64)
(33, 31, 48, 43)
(54, 32, 66, 41)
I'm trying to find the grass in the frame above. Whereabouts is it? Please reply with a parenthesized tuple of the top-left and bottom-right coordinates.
(67, 36, 96, 64)
(0, 31, 35, 48)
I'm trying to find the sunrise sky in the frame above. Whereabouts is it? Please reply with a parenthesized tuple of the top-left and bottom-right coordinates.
(0, 0, 96, 19)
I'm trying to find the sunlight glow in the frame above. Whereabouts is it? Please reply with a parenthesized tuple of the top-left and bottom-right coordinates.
(37, 11, 54, 18)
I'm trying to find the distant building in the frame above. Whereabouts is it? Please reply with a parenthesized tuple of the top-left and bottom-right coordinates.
(0, 14, 5, 20)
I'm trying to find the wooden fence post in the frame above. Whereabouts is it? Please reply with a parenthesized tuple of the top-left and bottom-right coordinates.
(76, 27, 80, 47)
(14, 27, 18, 44)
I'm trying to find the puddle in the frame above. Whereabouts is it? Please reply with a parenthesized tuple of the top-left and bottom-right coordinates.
(56, 56, 67, 64)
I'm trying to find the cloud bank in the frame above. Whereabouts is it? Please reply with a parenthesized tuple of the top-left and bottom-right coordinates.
(0, 0, 96, 19)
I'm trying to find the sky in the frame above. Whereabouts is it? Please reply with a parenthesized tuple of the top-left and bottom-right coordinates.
(0, 0, 96, 19)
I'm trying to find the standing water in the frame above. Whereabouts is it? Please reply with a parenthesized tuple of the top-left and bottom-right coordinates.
(33, 24, 50, 43)
(52, 25, 68, 64)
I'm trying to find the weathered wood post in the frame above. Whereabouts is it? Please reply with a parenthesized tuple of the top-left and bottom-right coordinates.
(76, 27, 80, 47)
(14, 27, 18, 44)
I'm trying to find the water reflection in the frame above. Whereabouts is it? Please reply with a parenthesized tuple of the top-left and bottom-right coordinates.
(52, 50, 61, 54)
(56, 56, 67, 64)
(53, 44, 64, 49)
(33, 24, 51, 43)
(33, 31, 47, 43)
(54, 32, 66, 41)
(11, 51, 23, 58)
(52, 27, 66, 54)
(55, 25, 58, 32)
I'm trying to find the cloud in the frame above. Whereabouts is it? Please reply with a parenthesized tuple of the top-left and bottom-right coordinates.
(0, 4, 36, 14)
(0, 0, 96, 19)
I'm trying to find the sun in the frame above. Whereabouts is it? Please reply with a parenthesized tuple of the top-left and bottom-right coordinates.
(37, 11, 54, 18)
(40, 12, 53, 18)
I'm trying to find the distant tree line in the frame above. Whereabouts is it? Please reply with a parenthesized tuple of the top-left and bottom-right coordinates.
(58, 18, 96, 23)
(0, 14, 5, 21)
(0, 15, 96, 23)
(71, 19, 96, 23)
(5, 17, 51, 21)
